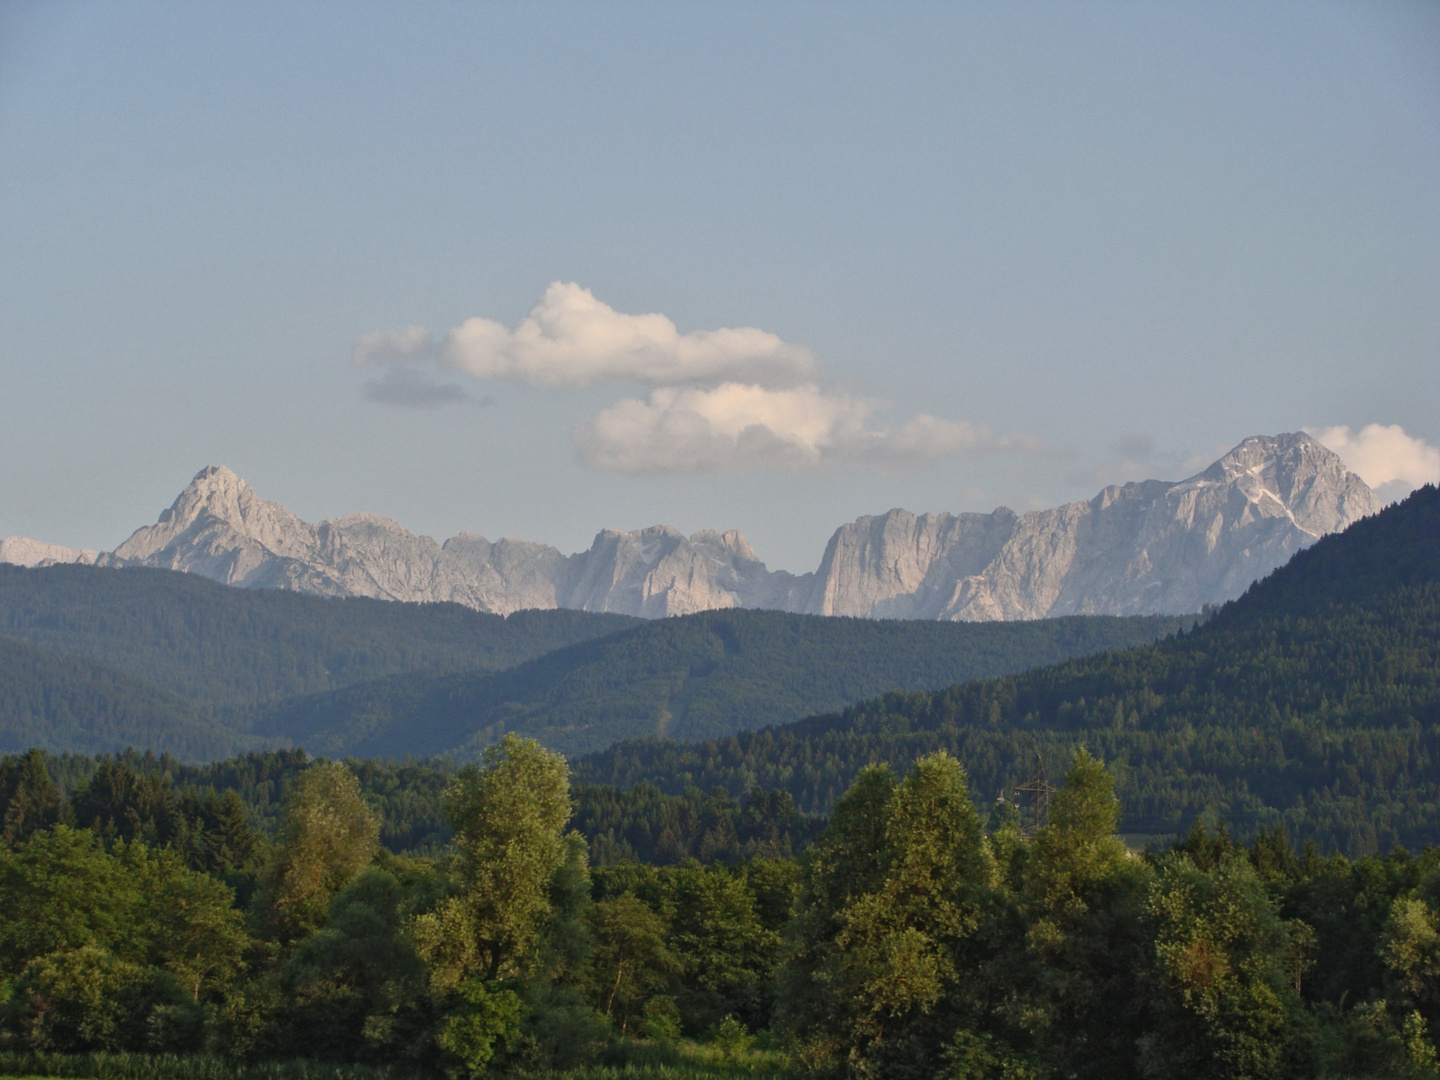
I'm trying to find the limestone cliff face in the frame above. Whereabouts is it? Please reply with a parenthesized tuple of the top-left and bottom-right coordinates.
(805, 508, 1020, 619)
(0, 432, 1379, 620)
(431, 533, 574, 614)
(565, 526, 782, 618)
(804, 433, 1379, 620)
(44, 465, 787, 618)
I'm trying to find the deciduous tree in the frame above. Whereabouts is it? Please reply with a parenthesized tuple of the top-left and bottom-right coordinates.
(256, 761, 379, 944)
(413, 734, 572, 987)
(1141, 852, 1312, 1080)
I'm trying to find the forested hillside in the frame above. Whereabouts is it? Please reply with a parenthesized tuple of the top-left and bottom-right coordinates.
(0, 637, 247, 759)
(576, 487, 1440, 854)
(0, 562, 639, 706)
(243, 609, 1189, 758)
(0, 562, 1187, 762)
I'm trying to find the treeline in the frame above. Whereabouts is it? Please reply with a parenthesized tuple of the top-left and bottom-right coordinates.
(0, 747, 821, 868)
(574, 782, 824, 866)
(4, 738, 1440, 1078)
(575, 488, 1440, 855)
(0, 737, 803, 1076)
(771, 749, 1440, 1079)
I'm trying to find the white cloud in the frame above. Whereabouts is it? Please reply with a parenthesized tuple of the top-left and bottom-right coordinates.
(1307, 423, 1440, 504)
(354, 283, 1038, 474)
(437, 282, 818, 388)
(574, 382, 992, 474)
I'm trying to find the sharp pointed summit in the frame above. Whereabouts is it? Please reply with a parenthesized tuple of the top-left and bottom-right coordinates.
(109, 466, 322, 586)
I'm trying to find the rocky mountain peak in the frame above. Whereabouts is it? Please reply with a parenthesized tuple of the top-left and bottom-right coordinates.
(113, 465, 313, 567)
(807, 432, 1377, 621)
(689, 528, 762, 563)
(1178, 431, 1377, 538)
(160, 465, 251, 523)
(1189, 431, 1336, 487)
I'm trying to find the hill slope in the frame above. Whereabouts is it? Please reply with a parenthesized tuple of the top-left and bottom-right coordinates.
(0, 635, 246, 759)
(0, 563, 639, 707)
(245, 609, 1189, 758)
(575, 487, 1440, 854)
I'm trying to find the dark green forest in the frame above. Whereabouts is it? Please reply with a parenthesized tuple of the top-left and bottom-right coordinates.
(0, 636, 244, 759)
(0, 563, 640, 707)
(3, 737, 1440, 1079)
(576, 487, 1440, 855)
(0, 562, 1187, 760)
(244, 609, 1189, 759)
(3, 747, 818, 869)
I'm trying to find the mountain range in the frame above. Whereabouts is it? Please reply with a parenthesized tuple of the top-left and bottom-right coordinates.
(1, 431, 1378, 620)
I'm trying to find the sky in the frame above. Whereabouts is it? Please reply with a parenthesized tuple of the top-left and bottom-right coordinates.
(1, 2, 1437, 572)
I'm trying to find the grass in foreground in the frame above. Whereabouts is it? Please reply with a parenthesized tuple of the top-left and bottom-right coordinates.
(0, 1054, 416, 1080)
(0, 1037, 797, 1080)
(532, 1035, 793, 1078)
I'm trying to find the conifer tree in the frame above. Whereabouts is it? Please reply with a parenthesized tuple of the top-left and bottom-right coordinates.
(0, 748, 62, 845)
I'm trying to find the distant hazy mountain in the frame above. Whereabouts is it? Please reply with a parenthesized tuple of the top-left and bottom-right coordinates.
(2, 432, 1377, 620)
(0, 536, 99, 567)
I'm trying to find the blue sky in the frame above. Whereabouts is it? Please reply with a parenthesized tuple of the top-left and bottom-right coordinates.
(2, 2, 1437, 570)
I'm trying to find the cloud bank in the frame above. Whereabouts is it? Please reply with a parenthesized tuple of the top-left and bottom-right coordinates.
(1308, 423, 1440, 504)
(355, 283, 1033, 474)
(352, 325, 435, 368)
(575, 384, 990, 473)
